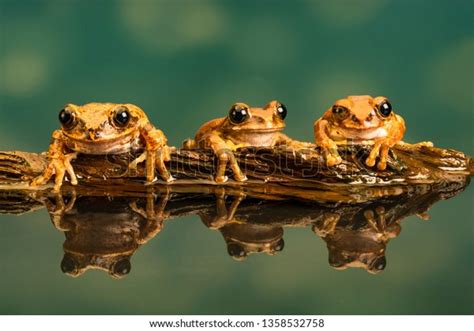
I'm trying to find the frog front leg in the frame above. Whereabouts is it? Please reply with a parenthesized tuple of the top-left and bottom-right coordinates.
(312, 212, 340, 237)
(203, 133, 247, 183)
(366, 115, 406, 170)
(31, 130, 78, 192)
(130, 190, 170, 244)
(314, 119, 342, 166)
(129, 123, 174, 183)
(207, 188, 246, 229)
(365, 139, 390, 170)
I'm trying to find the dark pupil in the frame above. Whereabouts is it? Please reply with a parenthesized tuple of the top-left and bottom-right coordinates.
(114, 108, 130, 126)
(371, 256, 386, 271)
(230, 108, 248, 123)
(276, 104, 287, 120)
(60, 255, 76, 273)
(227, 243, 246, 257)
(274, 238, 285, 252)
(59, 109, 74, 127)
(332, 105, 347, 115)
(378, 101, 392, 117)
(113, 259, 131, 275)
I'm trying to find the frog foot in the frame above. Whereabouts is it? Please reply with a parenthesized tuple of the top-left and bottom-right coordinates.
(233, 173, 248, 182)
(325, 152, 343, 167)
(31, 153, 78, 192)
(129, 149, 174, 183)
(365, 157, 388, 171)
(215, 173, 248, 183)
(321, 143, 342, 167)
(214, 149, 247, 183)
(365, 142, 391, 171)
(363, 206, 387, 233)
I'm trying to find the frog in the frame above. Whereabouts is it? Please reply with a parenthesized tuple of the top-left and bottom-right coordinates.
(314, 95, 406, 170)
(199, 189, 285, 261)
(30, 103, 174, 192)
(183, 100, 312, 183)
(46, 191, 170, 278)
(312, 205, 401, 274)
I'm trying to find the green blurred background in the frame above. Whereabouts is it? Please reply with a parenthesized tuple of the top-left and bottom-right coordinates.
(0, 0, 472, 314)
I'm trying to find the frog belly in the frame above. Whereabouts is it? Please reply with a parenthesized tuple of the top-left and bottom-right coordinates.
(230, 132, 278, 147)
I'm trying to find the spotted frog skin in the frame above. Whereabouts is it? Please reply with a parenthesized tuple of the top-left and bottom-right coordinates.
(183, 100, 310, 182)
(31, 103, 173, 191)
(314, 95, 406, 171)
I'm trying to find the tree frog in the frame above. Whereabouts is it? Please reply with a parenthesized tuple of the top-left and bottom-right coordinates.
(314, 95, 406, 170)
(31, 103, 174, 191)
(183, 100, 310, 182)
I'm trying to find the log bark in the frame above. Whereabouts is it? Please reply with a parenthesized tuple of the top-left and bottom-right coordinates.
(0, 143, 471, 203)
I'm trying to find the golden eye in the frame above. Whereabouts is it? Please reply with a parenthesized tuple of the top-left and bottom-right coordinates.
(113, 106, 131, 127)
(331, 105, 349, 120)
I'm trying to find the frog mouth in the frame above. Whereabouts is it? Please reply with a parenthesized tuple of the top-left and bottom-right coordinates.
(65, 132, 132, 143)
(63, 133, 137, 154)
(231, 127, 284, 133)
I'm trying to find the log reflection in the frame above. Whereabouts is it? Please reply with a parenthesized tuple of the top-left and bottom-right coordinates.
(0, 178, 469, 276)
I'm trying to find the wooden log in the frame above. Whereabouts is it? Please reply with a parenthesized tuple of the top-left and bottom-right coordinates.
(0, 143, 471, 203)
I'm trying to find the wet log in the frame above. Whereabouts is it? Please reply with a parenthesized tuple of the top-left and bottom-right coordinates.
(0, 144, 471, 203)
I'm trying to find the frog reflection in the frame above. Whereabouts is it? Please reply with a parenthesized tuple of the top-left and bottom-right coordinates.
(312, 205, 402, 274)
(199, 190, 285, 260)
(43, 191, 169, 278)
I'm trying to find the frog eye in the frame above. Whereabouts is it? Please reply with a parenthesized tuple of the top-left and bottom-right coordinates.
(276, 103, 287, 120)
(113, 106, 131, 127)
(227, 242, 247, 259)
(111, 258, 131, 277)
(60, 254, 77, 274)
(229, 104, 250, 124)
(369, 256, 386, 272)
(59, 108, 76, 129)
(331, 105, 349, 119)
(376, 100, 392, 118)
(274, 238, 285, 252)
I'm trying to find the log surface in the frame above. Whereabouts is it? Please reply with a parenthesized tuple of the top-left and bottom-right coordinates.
(0, 144, 471, 203)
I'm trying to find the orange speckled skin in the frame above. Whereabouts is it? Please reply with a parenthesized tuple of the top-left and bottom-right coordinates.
(314, 95, 405, 170)
(183, 100, 312, 183)
(31, 103, 173, 192)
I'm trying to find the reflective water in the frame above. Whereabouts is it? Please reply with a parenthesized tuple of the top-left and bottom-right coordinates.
(0, 180, 471, 314)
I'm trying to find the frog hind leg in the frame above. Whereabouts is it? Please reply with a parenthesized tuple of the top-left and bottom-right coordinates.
(203, 134, 247, 183)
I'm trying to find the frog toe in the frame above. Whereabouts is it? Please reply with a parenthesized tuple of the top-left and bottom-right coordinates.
(165, 175, 176, 183)
(234, 174, 248, 182)
(326, 154, 342, 167)
(215, 175, 228, 183)
(365, 157, 376, 167)
(377, 160, 387, 171)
